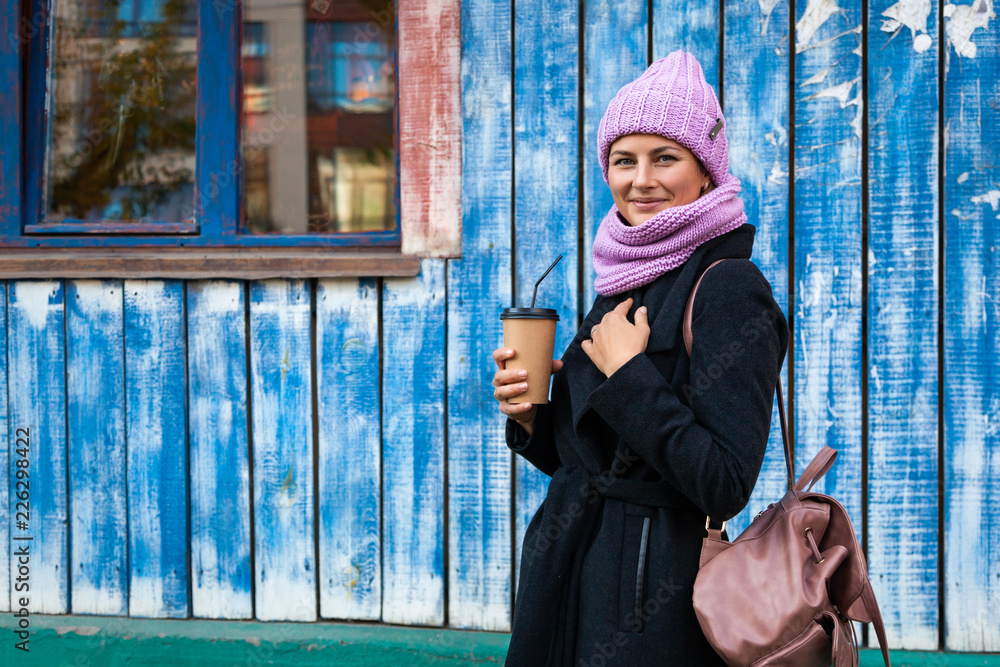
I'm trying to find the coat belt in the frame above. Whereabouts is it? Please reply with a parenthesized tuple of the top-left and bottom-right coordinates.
(588, 474, 698, 510)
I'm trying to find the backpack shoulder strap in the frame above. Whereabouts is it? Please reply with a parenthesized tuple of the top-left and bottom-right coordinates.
(682, 259, 728, 357)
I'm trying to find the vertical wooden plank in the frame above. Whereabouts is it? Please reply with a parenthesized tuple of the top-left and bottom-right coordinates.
(187, 281, 252, 618)
(66, 280, 127, 615)
(448, 0, 513, 631)
(513, 0, 579, 595)
(722, 0, 791, 538)
(867, 0, 940, 649)
(382, 260, 446, 626)
(0, 0, 21, 241)
(652, 0, 720, 89)
(793, 0, 865, 536)
(249, 280, 315, 621)
(582, 1, 648, 312)
(7, 281, 67, 613)
(0, 283, 8, 612)
(125, 280, 189, 618)
(398, 0, 463, 257)
(943, 0, 1000, 651)
(316, 278, 380, 621)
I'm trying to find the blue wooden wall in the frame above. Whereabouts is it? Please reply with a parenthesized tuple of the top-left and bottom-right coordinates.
(3, 0, 999, 654)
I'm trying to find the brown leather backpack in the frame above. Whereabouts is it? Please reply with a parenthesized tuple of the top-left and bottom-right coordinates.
(684, 260, 891, 667)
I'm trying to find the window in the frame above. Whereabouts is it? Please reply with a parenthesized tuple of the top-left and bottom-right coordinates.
(32, 0, 198, 232)
(0, 0, 461, 276)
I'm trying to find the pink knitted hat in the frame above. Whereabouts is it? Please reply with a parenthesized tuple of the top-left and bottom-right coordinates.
(598, 51, 729, 187)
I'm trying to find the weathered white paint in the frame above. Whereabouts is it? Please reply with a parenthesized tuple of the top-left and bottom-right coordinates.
(759, 0, 783, 33)
(800, 67, 830, 86)
(958, 171, 971, 183)
(805, 77, 858, 105)
(795, 0, 841, 50)
(881, 0, 933, 52)
(849, 90, 864, 139)
(971, 189, 1000, 210)
(188, 529, 252, 619)
(768, 159, 789, 184)
(191, 281, 242, 313)
(764, 127, 787, 146)
(758, 0, 783, 19)
(68, 582, 123, 619)
(801, 76, 865, 140)
(129, 578, 165, 619)
(944, 0, 996, 58)
(12, 281, 59, 329)
(800, 25, 864, 53)
(67, 279, 113, 304)
(964, 266, 985, 332)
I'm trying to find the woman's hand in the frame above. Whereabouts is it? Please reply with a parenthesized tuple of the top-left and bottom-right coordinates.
(491, 347, 564, 435)
(581, 297, 649, 377)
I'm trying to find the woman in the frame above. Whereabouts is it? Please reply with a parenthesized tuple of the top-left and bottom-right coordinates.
(491, 51, 789, 665)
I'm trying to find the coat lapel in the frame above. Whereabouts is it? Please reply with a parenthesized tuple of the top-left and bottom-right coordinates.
(561, 329, 613, 470)
(564, 224, 757, 444)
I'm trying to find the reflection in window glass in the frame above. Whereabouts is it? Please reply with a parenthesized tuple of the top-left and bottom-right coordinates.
(241, 0, 396, 234)
(46, 0, 197, 223)
(307, 22, 393, 114)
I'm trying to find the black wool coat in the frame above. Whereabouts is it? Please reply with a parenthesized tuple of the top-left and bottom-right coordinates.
(503, 224, 790, 667)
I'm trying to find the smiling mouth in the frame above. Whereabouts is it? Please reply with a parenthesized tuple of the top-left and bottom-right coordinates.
(631, 199, 667, 209)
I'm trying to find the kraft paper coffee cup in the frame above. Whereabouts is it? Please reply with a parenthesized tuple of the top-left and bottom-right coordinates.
(500, 307, 559, 405)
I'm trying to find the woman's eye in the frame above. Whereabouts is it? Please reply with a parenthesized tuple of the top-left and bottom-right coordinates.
(657, 155, 675, 163)
(614, 158, 635, 166)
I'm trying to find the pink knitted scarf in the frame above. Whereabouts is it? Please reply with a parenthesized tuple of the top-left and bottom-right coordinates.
(592, 172, 747, 296)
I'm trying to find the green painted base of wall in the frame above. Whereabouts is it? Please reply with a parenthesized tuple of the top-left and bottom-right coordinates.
(2, 615, 998, 666)
(1, 615, 507, 666)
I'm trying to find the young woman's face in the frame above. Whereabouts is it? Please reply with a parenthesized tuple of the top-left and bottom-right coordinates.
(607, 133, 711, 226)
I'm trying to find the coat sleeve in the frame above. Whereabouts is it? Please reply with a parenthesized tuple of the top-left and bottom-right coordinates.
(587, 260, 789, 520)
(504, 403, 561, 477)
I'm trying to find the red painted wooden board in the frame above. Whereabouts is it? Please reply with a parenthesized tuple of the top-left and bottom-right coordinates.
(398, 0, 463, 257)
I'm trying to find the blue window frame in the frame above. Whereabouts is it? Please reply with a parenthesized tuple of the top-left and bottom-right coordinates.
(0, 0, 401, 249)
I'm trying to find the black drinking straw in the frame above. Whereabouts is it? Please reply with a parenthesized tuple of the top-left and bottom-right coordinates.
(530, 254, 563, 308)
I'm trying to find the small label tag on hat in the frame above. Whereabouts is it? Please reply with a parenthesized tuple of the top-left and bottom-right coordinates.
(709, 118, 724, 140)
